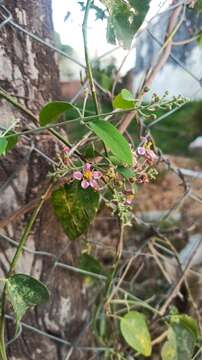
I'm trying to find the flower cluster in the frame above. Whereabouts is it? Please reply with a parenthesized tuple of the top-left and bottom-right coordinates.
(134, 140, 158, 185)
(51, 140, 158, 227)
(111, 189, 133, 226)
(136, 146, 157, 165)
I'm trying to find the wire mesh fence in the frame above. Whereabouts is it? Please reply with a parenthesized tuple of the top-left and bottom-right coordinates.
(0, 0, 202, 358)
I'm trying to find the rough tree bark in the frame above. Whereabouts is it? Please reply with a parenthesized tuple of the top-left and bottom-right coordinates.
(0, 1, 90, 359)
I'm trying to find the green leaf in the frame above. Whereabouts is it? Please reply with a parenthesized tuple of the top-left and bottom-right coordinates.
(7, 274, 49, 329)
(106, 17, 116, 45)
(161, 316, 198, 360)
(117, 166, 135, 179)
(0, 131, 18, 156)
(39, 101, 80, 126)
(196, 0, 202, 11)
(196, 31, 202, 47)
(170, 314, 199, 339)
(82, 145, 98, 159)
(108, 155, 123, 166)
(113, 89, 136, 110)
(120, 311, 152, 356)
(161, 327, 177, 360)
(90, 4, 106, 20)
(88, 120, 133, 166)
(5, 131, 19, 152)
(79, 254, 104, 275)
(101, 0, 150, 48)
(51, 182, 99, 240)
(0, 137, 8, 156)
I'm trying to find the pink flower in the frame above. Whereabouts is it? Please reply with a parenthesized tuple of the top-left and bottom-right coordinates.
(140, 136, 147, 142)
(125, 193, 135, 205)
(73, 163, 102, 190)
(63, 146, 70, 165)
(145, 149, 158, 164)
(136, 146, 157, 164)
(136, 147, 146, 156)
(63, 146, 70, 153)
(136, 174, 149, 184)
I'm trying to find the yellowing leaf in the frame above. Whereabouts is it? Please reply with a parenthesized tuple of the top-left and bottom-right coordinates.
(161, 316, 198, 360)
(52, 182, 99, 240)
(7, 274, 49, 330)
(120, 311, 152, 356)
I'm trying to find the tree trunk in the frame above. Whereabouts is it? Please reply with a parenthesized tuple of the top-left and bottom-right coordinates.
(0, 1, 89, 359)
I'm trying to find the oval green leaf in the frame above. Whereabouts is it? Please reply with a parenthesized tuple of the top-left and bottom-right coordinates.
(39, 101, 80, 126)
(5, 131, 19, 152)
(161, 316, 198, 360)
(161, 327, 177, 360)
(120, 311, 152, 356)
(7, 274, 49, 329)
(117, 166, 135, 179)
(170, 314, 199, 339)
(79, 254, 104, 276)
(0, 137, 8, 156)
(102, 0, 150, 48)
(88, 120, 133, 166)
(52, 182, 99, 240)
(113, 89, 136, 110)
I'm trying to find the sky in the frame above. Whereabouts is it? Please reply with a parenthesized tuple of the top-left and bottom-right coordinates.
(52, 0, 170, 75)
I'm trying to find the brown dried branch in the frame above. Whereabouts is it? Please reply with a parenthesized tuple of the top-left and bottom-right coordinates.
(118, 1, 185, 134)
(159, 236, 202, 316)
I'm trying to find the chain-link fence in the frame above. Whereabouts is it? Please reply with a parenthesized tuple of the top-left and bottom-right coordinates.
(1, 1, 202, 358)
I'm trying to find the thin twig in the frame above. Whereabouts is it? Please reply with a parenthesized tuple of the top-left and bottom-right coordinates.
(118, 1, 186, 135)
(159, 236, 202, 316)
(82, 0, 100, 115)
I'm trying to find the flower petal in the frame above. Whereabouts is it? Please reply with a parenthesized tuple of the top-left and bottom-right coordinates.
(63, 146, 70, 153)
(126, 196, 134, 205)
(93, 171, 102, 179)
(81, 180, 90, 189)
(126, 200, 132, 205)
(145, 149, 157, 162)
(136, 146, 146, 156)
(84, 163, 92, 171)
(73, 171, 83, 180)
(90, 179, 98, 190)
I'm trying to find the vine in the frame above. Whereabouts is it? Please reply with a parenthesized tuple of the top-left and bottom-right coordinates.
(0, 1, 201, 359)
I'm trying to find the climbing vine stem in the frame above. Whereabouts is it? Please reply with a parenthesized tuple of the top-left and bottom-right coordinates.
(82, 0, 100, 115)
